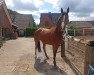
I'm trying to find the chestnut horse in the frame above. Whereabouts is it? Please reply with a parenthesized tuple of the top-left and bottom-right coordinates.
(34, 8, 69, 67)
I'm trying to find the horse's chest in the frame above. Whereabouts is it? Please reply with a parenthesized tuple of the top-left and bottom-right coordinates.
(49, 36, 61, 44)
(40, 31, 62, 45)
(40, 33, 51, 43)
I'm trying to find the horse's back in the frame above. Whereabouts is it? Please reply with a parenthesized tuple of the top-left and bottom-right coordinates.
(35, 28, 51, 35)
(34, 28, 47, 39)
(34, 27, 60, 44)
(34, 27, 51, 43)
(34, 28, 42, 39)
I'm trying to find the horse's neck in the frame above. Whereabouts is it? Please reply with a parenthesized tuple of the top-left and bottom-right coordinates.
(54, 25, 63, 39)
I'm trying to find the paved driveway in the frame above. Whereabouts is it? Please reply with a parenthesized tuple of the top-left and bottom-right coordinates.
(0, 38, 75, 75)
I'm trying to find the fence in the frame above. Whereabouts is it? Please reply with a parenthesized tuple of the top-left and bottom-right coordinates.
(83, 28, 94, 36)
(67, 28, 94, 36)
(61, 36, 94, 75)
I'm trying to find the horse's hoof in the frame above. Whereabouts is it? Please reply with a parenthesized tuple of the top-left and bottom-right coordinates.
(35, 57, 37, 61)
(44, 59, 47, 63)
(61, 54, 66, 57)
(47, 57, 49, 59)
(53, 65, 58, 69)
(35, 55, 37, 59)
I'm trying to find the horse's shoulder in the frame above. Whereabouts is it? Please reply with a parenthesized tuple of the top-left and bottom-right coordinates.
(41, 28, 50, 31)
(38, 27, 43, 30)
(37, 27, 56, 33)
(38, 27, 46, 30)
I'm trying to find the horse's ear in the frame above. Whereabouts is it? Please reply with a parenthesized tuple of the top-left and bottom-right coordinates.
(67, 7, 69, 13)
(61, 8, 63, 13)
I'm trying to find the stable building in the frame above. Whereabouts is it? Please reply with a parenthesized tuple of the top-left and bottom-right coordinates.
(40, 12, 61, 27)
(10, 14, 34, 37)
(0, 0, 18, 39)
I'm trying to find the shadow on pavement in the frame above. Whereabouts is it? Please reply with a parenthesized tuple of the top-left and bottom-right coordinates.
(63, 57, 80, 75)
(34, 59, 67, 75)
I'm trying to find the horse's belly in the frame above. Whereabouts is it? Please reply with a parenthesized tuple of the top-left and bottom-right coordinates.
(40, 37, 51, 44)
(39, 30, 62, 45)
(40, 37, 61, 45)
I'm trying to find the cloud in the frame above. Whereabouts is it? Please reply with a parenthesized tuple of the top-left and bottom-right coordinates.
(5, 0, 94, 24)
(5, 0, 44, 24)
(13, 0, 39, 11)
(40, 0, 94, 21)
(56, 0, 94, 20)
(5, 0, 44, 11)
(5, 0, 14, 8)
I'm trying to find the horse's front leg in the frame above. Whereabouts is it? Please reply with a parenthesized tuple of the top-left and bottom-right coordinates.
(53, 45, 59, 67)
(43, 44, 49, 59)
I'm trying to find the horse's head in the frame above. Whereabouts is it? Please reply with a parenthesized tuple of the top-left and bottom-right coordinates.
(57, 8, 69, 31)
(55, 8, 69, 39)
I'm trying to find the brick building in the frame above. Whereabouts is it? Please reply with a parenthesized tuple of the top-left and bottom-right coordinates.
(10, 14, 34, 36)
(0, 0, 17, 39)
(69, 21, 94, 35)
(40, 12, 61, 27)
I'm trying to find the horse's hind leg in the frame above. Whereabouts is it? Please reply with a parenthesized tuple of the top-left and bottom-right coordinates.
(35, 41, 42, 56)
(43, 44, 49, 59)
(35, 42, 38, 57)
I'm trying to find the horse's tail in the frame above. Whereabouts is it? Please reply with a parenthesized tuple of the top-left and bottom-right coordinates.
(37, 41, 41, 52)
(34, 28, 42, 52)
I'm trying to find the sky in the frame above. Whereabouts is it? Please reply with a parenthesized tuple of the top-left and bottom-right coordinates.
(5, 0, 94, 24)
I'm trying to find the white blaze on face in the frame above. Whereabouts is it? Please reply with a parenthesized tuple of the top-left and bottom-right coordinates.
(61, 22, 64, 29)
(61, 15, 65, 29)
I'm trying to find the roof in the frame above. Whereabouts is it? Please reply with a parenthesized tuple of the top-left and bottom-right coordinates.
(0, 0, 13, 26)
(40, 12, 61, 24)
(87, 21, 94, 26)
(11, 14, 34, 29)
(69, 21, 94, 28)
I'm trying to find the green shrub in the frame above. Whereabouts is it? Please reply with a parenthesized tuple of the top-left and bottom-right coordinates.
(25, 27, 38, 37)
(68, 25, 79, 36)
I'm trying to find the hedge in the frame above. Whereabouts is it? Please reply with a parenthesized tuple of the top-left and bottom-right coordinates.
(25, 27, 38, 37)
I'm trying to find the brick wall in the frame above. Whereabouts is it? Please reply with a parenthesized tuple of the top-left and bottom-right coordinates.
(0, 1, 17, 39)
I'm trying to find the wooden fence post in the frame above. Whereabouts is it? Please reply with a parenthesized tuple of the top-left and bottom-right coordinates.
(61, 42, 65, 57)
(84, 41, 94, 75)
(61, 26, 68, 58)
